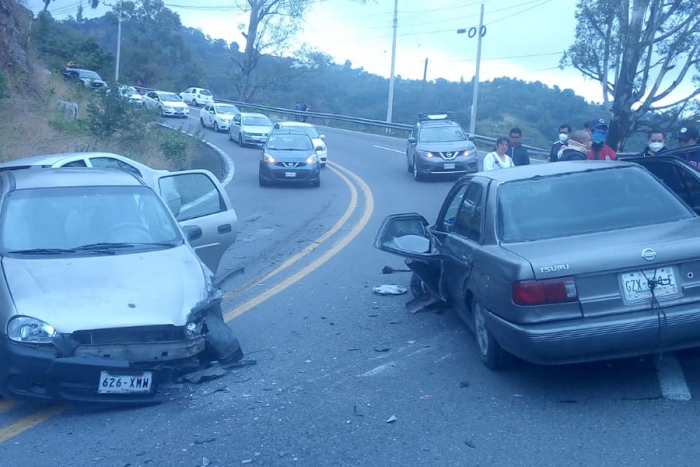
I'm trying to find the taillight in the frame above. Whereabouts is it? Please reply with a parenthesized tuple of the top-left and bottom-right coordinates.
(512, 276, 578, 306)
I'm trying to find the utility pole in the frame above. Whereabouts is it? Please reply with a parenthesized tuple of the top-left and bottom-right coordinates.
(115, 0, 123, 82)
(386, 0, 398, 124)
(470, 4, 484, 136)
(419, 58, 428, 111)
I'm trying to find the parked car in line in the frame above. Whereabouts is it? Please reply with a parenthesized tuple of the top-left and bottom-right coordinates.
(200, 103, 240, 133)
(61, 68, 107, 90)
(0, 152, 236, 274)
(406, 113, 478, 181)
(142, 90, 190, 118)
(228, 112, 274, 147)
(180, 87, 214, 107)
(259, 129, 321, 187)
(273, 121, 328, 167)
(117, 85, 143, 104)
(0, 167, 241, 404)
(375, 160, 700, 369)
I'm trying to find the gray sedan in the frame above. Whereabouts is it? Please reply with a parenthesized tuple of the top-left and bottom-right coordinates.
(375, 161, 700, 369)
(0, 168, 240, 403)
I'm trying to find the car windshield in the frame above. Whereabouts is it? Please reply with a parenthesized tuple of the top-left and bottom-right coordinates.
(215, 104, 238, 115)
(420, 126, 467, 143)
(0, 186, 182, 254)
(243, 116, 272, 126)
(284, 126, 320, 138)
(266, 135, 312, 151)
(497, 166, 695, 242)
(78, 70, 101, 80)
(160, 93, 182, 102)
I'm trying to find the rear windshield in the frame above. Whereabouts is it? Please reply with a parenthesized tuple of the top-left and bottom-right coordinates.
(199, 89, 212, 96)
(498, 166, 695, 242)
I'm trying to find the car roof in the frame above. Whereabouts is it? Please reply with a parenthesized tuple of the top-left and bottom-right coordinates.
(277, 121, 313, 127)
(470, 160, 639, 183)
(419, 120, 461, 128)
(7, 168, 143, 190)
(240, 112, 268, 118)
(0, 152, 148, 170)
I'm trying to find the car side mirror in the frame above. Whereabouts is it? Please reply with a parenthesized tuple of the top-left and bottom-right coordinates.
(182, 225, 202, 242)
(408, 137, 417, 144)
(320, 134, 326, 139)
(315, 146, 324, 152)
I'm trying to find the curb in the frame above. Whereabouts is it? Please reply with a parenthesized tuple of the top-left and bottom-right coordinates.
(157, 121, 235, 187)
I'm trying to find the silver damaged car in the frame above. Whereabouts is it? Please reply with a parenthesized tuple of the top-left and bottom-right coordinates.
(0, 168, 240, 404)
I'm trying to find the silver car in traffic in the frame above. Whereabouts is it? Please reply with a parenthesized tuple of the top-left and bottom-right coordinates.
(375, 161, 700, 369)
(0, 168, 240, 403)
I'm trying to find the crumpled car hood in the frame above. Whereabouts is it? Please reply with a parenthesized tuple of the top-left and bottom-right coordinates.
(2, 245, 211, 334)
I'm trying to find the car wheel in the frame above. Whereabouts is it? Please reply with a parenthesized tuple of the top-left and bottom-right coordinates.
(472, 300, 512, 370)
(194, 99, 199, 107)
(159, 106, 165, 117)
(321, 162, 327, 168)
(413, 156, 424, 181)
(311, 177, 321, 188)
(228, 130, 234, 142)
(409, 272, 429, 299)
(238, 133, 244, 147)
(214, 122, 220, 132)
(258, 172, 268, 187)
(200, 118, 205, 128)
(407, 152, 414, 172)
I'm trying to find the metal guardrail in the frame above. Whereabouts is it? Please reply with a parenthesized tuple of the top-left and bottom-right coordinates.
(130, 85, 551, 156)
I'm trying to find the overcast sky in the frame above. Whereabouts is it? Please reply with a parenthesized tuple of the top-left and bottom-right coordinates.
(23, 0, 698, 106)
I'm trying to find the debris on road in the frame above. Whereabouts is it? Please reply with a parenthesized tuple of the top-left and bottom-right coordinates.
(406, 294, 441, 313)
(381, 265, 411, 274)
(464, 439, 476, 449)
(459, 381, 470, 388)
(419, 394, 433, 400)
(386, 414, 398, 423)
(181, 365, 227, 384)
(373, 284, 408, 295)
(373, 345, 391, 352)
(202, 457, 212, 466)
(241, 459, 253, 464)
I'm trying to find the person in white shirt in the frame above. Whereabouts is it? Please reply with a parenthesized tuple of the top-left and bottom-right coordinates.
(483, 137, 514, 171)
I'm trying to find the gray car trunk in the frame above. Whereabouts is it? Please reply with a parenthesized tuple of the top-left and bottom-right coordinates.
(501, 218, 700, 317)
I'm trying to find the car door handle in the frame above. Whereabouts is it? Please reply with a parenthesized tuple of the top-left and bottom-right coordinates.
(218, 224, 232, 234)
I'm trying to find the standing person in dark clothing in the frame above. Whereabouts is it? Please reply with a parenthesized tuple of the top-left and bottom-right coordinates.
(549, 123, 572, 162)
(637, 130, 668, 157)
(301, 103, 309, 122)
(506, 128, 530, 166)
(294, 101, 302, 121)
(586, 118, 617, 160)
(676, 126, 700, 168)
(558, 130, 591, 161)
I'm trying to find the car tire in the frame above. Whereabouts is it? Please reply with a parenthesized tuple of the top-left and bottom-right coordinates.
(413, 156, 424, 181)
(238, 133, 244, 147)
(472, 300, 512, 370)
(214, 122, 220, 132)
(200, 118, 205, 128)
(311, 177, 321, 188)
(321, 162, 327, 168)
(409, 272, 429, 299)
(194, 99, 199, 107)
(258, 172, 268, 187)
(159, 107, 165, 117)
(407, 152, 414, 172)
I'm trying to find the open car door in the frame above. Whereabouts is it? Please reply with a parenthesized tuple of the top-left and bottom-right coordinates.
(628, 156, 700, 214)
(374, 213, 444, 298)
(156, 170, 237, 273)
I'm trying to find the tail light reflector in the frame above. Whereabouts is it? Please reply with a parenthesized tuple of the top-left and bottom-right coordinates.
(513, 276, 578, 306)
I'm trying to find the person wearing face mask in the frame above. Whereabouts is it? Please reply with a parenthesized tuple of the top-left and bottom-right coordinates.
(586, 118, 617, 160)
(558, 130, 591, 161)
(637, 130, 668, 157)
(549, 123, 571, 162)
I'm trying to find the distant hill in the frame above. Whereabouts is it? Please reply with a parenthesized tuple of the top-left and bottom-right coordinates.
(47, 11, 621, 150)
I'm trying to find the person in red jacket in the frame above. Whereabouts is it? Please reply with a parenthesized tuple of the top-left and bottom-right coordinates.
(586, 118, 617, 160)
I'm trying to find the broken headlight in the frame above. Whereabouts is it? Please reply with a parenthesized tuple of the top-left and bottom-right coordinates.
(7, 316, 59, 344)
(185, 321, 204, 339)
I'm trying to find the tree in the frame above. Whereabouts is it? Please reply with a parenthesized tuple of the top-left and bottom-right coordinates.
(232, 0, 371, 101)
(562, 0, 700, 150)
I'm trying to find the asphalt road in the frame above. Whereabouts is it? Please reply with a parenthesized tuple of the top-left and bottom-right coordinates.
(1, 109, 700, 467)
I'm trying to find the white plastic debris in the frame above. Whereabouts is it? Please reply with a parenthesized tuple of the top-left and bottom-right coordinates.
(373, 285, 408, 295)
(386, 414, 398, 423)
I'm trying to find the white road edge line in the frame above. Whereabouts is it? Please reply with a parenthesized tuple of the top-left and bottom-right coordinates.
(372, 144, 404, 154)
(655, 353, 692, 401)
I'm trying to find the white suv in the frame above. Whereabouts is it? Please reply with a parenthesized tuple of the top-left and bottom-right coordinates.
(180, 87, 214, 107)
